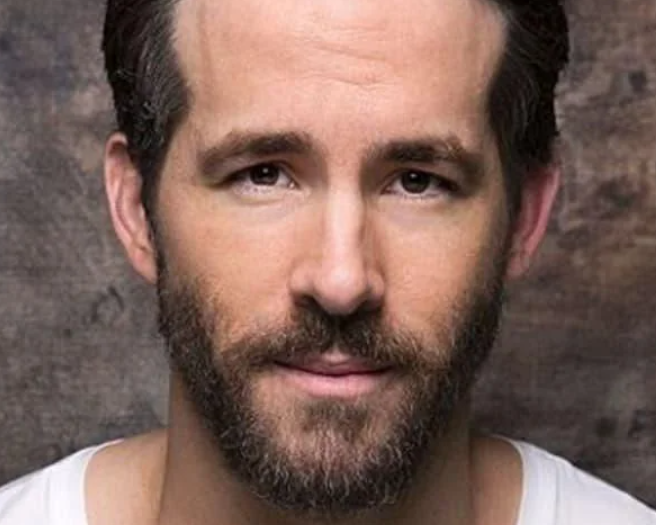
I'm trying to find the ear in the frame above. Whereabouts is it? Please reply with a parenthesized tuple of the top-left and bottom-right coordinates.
(505, 162, 560, 279)
(104, 133, 158, 284)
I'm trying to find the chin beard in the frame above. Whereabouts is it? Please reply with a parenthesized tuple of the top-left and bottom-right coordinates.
(156, 259, 505, 518)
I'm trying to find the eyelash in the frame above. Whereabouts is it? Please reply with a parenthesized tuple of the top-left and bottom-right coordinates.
(224, 163, 460, 199)
(384, 170, 461, 200)
(223, 164, 296, 194)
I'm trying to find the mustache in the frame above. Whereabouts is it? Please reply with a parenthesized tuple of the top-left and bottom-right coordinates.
(216, 301, 442, 373)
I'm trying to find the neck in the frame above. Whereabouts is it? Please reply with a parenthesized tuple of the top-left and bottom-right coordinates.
(155, 376, 485, 525)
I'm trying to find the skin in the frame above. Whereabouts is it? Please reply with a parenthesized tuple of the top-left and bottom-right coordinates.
(95, 0, 561, 523)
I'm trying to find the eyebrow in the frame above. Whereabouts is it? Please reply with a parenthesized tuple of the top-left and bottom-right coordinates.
(197, 130, 484, 183)
(198, 131, 314, 177)
(368, 136, 485, 183)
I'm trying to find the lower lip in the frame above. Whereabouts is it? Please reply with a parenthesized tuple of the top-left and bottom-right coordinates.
(274, 364, 394, 398)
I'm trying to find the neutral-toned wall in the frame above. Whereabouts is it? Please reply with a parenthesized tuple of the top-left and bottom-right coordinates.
(1, 0, 654, 506)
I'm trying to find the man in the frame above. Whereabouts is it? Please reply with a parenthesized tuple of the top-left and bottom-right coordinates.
(0, 0, 654, 523)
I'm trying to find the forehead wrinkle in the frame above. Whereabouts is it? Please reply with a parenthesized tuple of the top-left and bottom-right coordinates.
(295, 0, 506, 66)
(178, 0, 507, 84)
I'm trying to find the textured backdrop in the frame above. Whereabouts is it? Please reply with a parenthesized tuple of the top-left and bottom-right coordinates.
(1, 0, 655, 506)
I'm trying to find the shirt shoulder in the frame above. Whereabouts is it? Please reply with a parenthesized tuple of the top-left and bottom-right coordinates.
(0, 442, 114, 525)
(510, 439, 656, 525)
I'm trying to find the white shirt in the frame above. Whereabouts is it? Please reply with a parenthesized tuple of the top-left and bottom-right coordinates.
(512, 440, 656, 525)
(0, 438, 654, 524)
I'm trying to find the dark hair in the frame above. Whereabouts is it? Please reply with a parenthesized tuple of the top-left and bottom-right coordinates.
(489, 1, 570, 215)
(103, 0, 188, 218)
(102, 0, 569, 218)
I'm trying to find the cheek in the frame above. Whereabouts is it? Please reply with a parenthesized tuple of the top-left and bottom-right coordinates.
(388, 241, 481, 328)
(381, 207, 504, 337)
(155, 191, 301, 337)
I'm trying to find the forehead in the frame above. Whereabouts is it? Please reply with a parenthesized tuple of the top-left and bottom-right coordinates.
(172, 0, 507, 153)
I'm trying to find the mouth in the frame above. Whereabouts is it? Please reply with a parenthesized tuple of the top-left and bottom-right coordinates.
(272, 353, 395, 398)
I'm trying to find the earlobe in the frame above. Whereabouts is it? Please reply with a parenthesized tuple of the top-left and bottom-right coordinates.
(104, 133, 158, 284)
(505, 162, 561, 279)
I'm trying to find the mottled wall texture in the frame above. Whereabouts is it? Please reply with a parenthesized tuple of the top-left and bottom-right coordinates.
(1, 0, 655, 506)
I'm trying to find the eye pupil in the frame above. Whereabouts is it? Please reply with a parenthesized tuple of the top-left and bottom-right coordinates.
(401, 171, 431, 194)
(251, 164, 280, 185)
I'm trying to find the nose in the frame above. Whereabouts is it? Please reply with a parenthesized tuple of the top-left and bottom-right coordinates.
(289, 191, 385, 316)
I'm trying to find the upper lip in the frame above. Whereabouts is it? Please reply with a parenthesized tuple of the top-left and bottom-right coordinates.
(276, 352, 390, 376)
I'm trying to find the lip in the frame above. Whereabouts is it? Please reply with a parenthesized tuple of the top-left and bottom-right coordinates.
(273, 354, 394, 397)
(276, 351, 389, 375)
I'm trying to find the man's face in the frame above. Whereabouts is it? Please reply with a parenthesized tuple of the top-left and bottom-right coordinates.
(153, 0, 509, 516)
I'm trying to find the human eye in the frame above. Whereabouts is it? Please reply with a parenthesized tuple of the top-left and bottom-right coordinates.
(225, 162, 296, 195)
(385, 169, 460, 200)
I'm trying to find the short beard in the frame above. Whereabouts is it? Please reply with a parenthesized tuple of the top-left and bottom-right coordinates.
(157, 256, 506, 519)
